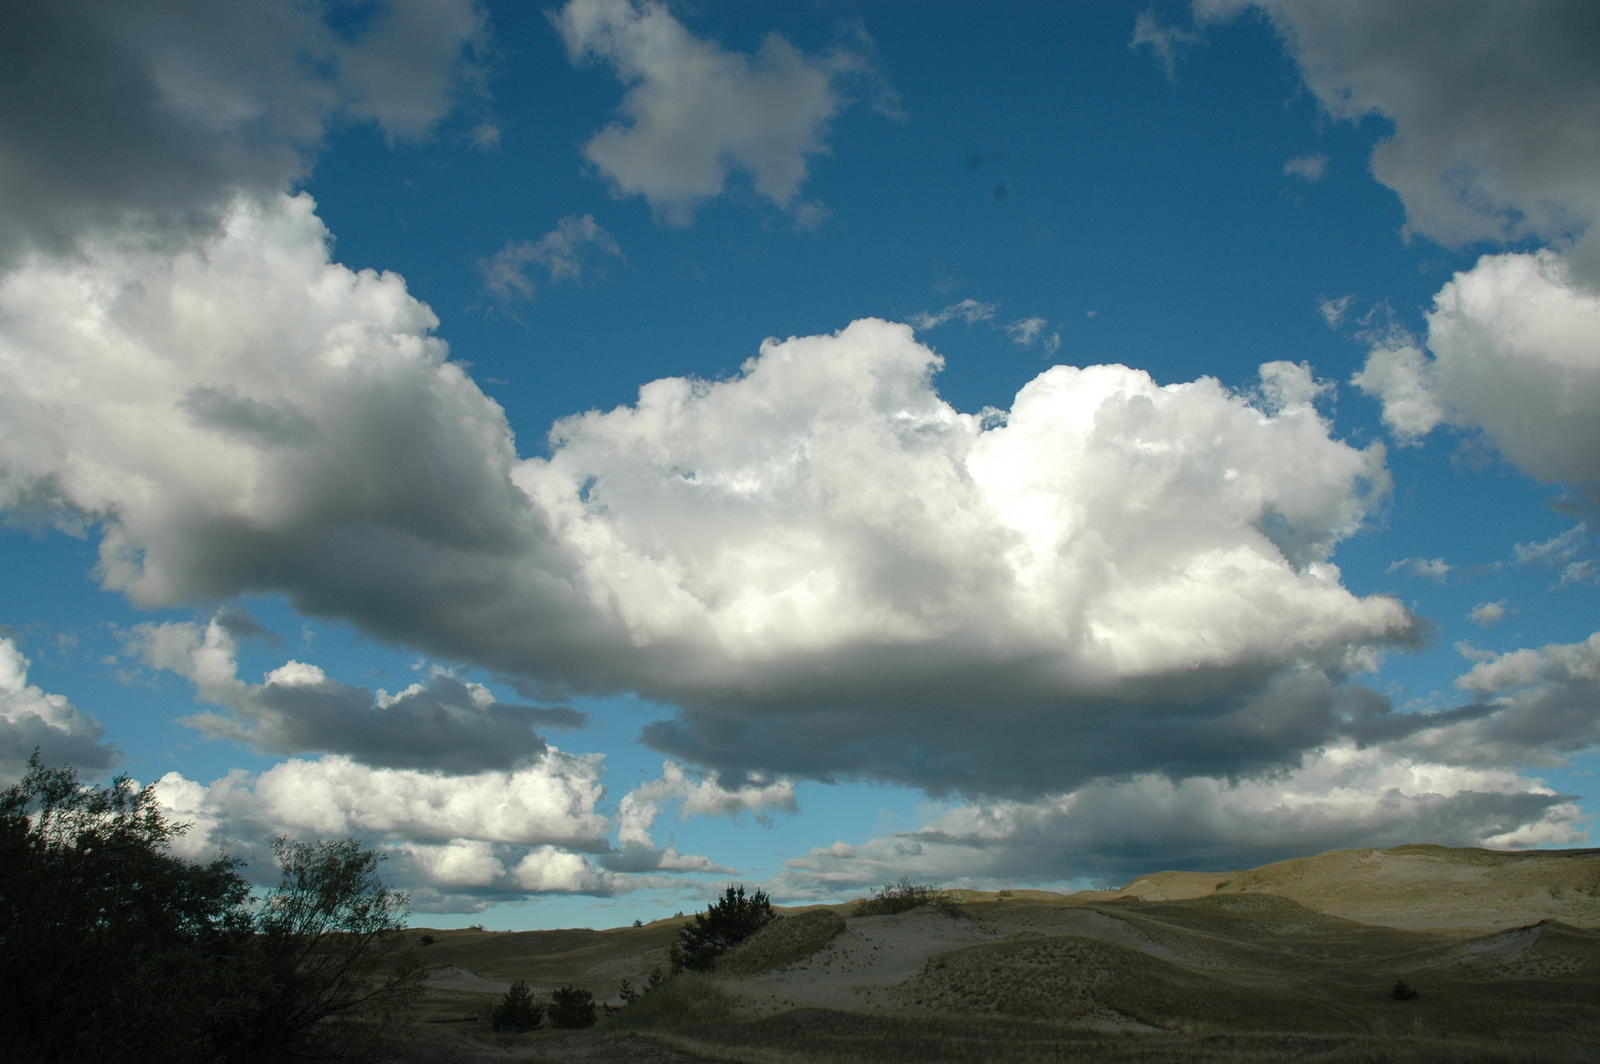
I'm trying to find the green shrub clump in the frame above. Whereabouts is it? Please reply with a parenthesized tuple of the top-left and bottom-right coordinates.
(491, 979, 543, 1031)
(548, 984, 597, 1028)
(853, 876, 961, 917)
(670, 884, 775, 972)
(714, 908, 844, 975)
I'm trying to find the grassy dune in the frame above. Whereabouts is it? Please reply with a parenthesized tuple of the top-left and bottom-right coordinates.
(387, 845, 1600, 1062)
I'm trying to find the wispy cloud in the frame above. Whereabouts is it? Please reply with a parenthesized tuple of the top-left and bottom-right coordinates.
(481, 214, 623, 304)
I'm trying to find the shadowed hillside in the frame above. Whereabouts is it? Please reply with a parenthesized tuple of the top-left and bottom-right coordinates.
(385, 845, 1600, 1063)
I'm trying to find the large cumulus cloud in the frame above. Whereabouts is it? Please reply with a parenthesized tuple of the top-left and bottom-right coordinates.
(0, 200, 1413, 795)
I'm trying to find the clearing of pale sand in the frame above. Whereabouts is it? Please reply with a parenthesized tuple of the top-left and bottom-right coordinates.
(423, 964, 511, 994)
(722, 905, 1202, 1017)
(726, 908, 1000, 1013)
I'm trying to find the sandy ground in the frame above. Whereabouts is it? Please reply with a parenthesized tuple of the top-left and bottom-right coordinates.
(425, 965, 512, 994)
(729, 908, 1000, 1013)
(720, 903, 1191, 1028)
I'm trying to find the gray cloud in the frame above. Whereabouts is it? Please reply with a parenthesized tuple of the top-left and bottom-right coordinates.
(0, 202, 1413, 797)
(480, 214, 623, 304)
(0, 0, 484, 271)
(132, 615, 582, 774)
(0, 638, 119, 783)
(1204, 0, 1600, 279)
(1401, 632, 1600, 769)
(776, 741, 1583, 896)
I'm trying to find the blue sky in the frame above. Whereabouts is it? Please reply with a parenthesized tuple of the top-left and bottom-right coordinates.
(2, 0, 1597, 929)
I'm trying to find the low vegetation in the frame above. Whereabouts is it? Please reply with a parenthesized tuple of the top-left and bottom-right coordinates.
(853, 876, 962, 917)
(490, 979, 543, 1032)
(547, 984, 597, 1028)
(714, 908, 845, 976)
(670, 883, 776, 972)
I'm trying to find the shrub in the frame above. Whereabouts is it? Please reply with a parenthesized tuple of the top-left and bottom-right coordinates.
(491, 979, 543, 1032)
(0, 754, 416, 1063)
(548, 984, 597, 1028)
(1392, 979, 1420, 1001)
(714, 908, 844, 975)
(853, 876, 960, 917)
(670, 884, 776, 972)
(602, 973, 741, 1032)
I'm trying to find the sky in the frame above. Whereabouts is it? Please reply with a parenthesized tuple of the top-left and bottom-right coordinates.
(1, 0, 1597, 930)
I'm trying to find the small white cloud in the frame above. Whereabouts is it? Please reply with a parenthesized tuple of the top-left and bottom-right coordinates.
(554, 0, 885, 224)
(1318, 294, 1354, 329)
(617, 760, 796, 849)
(1358, 253, 1600, 485)
(908, 298, 998, 331)
(1130, 9, 1199, 80)
(1514, 523, 1586, 567)
(1352, 343, 1445, 442)
(1283, 153, 1328, 182)
(1468, 601, 1507, 627)
(1386, 557, 1452, 582)
(469, 122, 502, 150)
(1005, 316, 1047, 346)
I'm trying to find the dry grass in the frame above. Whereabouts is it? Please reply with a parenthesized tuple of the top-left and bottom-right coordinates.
(381, 846, 1600, 1062)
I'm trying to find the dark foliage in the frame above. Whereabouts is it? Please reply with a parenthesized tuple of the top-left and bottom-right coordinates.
(548, 984, 598, 1028)
(224, 836, 418, 1059)
(1392, 979, 1420, 1001)
(491, 979, 544, 1032)
(0, 753, 415, 1063)
(670, 884, 776, 972)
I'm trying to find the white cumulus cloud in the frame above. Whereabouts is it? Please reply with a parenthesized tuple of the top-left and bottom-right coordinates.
(554, 0, 885, 224)
(1354, 252, 1600, 487)
(0, 192, 1414, 796)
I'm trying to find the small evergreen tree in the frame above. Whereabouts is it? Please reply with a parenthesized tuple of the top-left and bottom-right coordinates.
(548, 984, 597, 1028)
(491, 979, 543, 1032)
(669, 884, 775, 972)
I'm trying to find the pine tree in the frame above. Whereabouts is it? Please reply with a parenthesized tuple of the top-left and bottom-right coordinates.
(491, 979, 543, 1032)
(669, 884, 775, 972)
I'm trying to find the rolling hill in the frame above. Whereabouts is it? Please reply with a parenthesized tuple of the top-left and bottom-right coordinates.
(386, 844, 1600, 1063)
